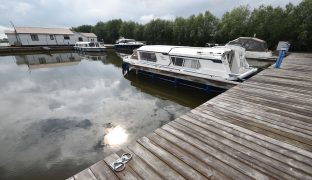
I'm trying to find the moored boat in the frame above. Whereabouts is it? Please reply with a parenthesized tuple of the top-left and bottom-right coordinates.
(114, 37, 145, 50)
(122, 45, 257, 89)
(226, 37, 273, 60)
(74, 42, 106, 52)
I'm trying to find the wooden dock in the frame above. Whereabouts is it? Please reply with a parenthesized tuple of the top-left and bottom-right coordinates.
(68, 53, 312, 180)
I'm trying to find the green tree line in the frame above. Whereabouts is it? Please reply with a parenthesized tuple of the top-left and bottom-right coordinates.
(72, 0, 312, 51)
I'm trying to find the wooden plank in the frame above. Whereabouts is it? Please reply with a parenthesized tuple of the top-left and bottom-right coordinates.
(74, 168, 97, 180)
(128, 142, 185, 180)
(115, 148, 163, 180)
(137, 136, 207, 180)
(89, 160, 118, 180)
(199, 105, 312, 151)
(183, 112, 312, 166)
(218, 94, 312, 125)
(175, 117, 312, 179)
(245, 81, 312, 96)
(204, 101, 312, 140)
(190, 109, 312, 159)
(146, 132, 230, 180)
(225, 91, 312, 117)
(229, 88, 312, 110)
(161, 124, 271, 179)
(103, 153, 141, 180)
(235, 84, 312, 104)
(208, 99, 312, 136)
(154, 128, 251, 180)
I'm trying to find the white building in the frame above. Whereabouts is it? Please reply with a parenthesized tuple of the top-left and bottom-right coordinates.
(5, 27, 98, 46)
(75, 33, 98, 43)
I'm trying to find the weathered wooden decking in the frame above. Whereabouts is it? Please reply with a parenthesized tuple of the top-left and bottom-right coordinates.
(69, 53, 312, 180)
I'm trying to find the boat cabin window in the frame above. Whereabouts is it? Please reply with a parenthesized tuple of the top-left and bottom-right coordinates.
(139, 52, 157, 62)
(184, 59, 201, 69)
(131, 51, 138, 60)
(171, 57, 201, 69)
(89, 43, 95, 47)
(171, 57, 184, 66)
(78, 37, 83, 41)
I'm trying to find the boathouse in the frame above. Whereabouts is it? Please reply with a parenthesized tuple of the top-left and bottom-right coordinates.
(4, 27, 98, 46)
(76, 32, 98, 43)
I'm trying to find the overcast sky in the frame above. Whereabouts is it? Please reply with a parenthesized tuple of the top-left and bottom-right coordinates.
(0, 0, 301, 38)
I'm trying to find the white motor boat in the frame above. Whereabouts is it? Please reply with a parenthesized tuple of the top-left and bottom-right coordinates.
(115, 38, 145, 50)
(74, 42, 106, 52)
(226, 37, 273, 60)
(122, 45, 257, 84)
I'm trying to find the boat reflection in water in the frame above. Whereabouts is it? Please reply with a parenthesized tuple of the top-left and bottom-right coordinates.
(78, 52, 107, 61)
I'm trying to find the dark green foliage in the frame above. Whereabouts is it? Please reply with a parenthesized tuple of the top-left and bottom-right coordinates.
(72, 0, 312, 51)
(71, 25, 93, 33)
(216, 6, 250, 43)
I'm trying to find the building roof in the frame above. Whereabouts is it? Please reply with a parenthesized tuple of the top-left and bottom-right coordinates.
(79, 33, 97, 38)
(5, 27, 74, 35)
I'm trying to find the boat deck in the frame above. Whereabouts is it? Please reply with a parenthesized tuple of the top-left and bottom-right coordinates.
(68, 53, 312, 180)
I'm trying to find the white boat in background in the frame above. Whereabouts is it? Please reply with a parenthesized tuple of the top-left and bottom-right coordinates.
(226, 37, 273, 60)
(115, 37, 145, 50)
(122, 45, 257, 84)
(74, 42, 106, 52)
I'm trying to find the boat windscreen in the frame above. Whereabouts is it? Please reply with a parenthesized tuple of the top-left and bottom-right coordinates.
(228, 38, 267, 51)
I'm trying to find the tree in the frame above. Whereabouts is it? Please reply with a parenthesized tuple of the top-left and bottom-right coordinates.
(71, 25, 93, 33)
(216, 6, 251, 43)
(248, 5, 291, 49)
(291, 0, 312, 51)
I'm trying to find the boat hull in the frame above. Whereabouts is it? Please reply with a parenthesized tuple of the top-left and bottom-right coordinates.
(76, 47, 106, 52)
(122, 62, 238, 90)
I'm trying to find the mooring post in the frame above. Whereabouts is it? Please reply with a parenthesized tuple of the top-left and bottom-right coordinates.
(274, 47, 287, 69)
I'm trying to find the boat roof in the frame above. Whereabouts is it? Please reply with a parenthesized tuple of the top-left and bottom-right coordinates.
(137, 45, 183, 53)
(233, 37, 266, 43)
(226, 37, 268, 51)
(170, 47, 231, 57)
(137, 45, 232, 58)
(75, 42, 91, 44)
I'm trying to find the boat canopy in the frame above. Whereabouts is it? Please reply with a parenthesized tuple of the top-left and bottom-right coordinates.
(226, 37, 268, 52)
(137, 45, 182, 53)
(75, 42, 91, 45)
(137, 45, 232, 59)
(170, 47, 232, 59)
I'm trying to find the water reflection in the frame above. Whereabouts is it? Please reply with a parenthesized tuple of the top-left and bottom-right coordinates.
(0, 50, 217, 180)
(103, 126, 128, 146)
(15, 52, 82, 70)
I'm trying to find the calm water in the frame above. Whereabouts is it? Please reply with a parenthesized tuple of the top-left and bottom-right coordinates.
(0, 50, 218, 180)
